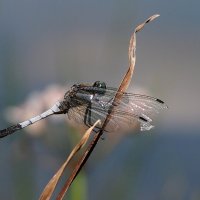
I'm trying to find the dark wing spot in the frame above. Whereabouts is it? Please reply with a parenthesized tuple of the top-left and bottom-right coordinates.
(156, 98, 165, 104)
(139, 116, 148, 122)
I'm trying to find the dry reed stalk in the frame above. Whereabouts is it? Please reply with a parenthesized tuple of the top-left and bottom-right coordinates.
(55, 14, 160, 200)
(39, 120, 101, 200)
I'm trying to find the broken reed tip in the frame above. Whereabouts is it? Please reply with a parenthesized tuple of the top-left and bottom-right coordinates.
(135, 14, 160, 33)
(146, 14, 160, 23)
(154, 14, 160, 17)
(150, 14, 160, 20)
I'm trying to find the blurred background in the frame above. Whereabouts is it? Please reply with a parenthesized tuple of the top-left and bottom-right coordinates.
(0, 0, 200, 200)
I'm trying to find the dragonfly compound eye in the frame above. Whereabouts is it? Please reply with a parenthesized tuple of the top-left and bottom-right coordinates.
(93, 81, 106, 95)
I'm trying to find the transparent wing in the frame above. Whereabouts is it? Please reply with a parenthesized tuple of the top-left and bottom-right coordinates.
(95, 88, 167, 131)
(67, 97, 123, 132)
(117, 93, 167, 131)
(66, 87, 167, 132)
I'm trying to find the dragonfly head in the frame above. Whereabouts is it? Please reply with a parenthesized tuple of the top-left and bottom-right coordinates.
(92, 81, 107, 95)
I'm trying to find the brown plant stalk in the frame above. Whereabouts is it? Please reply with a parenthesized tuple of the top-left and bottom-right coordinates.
(39, 120, 101, 200)
(55, 14, 160, 200)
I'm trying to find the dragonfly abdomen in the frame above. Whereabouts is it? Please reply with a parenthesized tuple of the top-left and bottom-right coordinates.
(0, 102, 62, 138)
(0, 124, 22, 138)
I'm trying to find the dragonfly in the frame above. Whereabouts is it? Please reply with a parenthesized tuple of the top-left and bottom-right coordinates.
(0, 81, 167, 138)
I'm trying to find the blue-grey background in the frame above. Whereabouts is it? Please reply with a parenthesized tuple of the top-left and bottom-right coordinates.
(0, 1, 200, 200)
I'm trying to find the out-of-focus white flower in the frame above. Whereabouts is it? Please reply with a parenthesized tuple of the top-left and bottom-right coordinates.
(5, 84, 68, 136)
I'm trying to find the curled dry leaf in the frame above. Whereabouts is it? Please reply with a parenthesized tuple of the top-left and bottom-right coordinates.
(118, 14, 160, 95)
(107, 13, 160, 127)
(39, 120, 101, 200)
(56, 14, 160, 199)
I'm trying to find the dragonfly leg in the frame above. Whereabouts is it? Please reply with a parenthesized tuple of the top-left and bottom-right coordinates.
(84, 103, 93, 127)
(84, 105, 89, 126)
